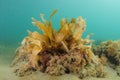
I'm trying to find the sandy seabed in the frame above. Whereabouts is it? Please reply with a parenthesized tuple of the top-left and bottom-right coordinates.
(0, 45, 120, 80)
(0, 64, 120, 80)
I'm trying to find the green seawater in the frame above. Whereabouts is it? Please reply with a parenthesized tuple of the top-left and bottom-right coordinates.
(1, 0, 120, 44)
(0, 0, 120, 79)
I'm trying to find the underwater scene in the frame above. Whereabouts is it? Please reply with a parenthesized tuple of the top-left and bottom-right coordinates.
(0, 0, 120, 80)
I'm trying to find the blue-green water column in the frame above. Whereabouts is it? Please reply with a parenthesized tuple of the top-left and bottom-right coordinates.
(0, 0, 120, 45)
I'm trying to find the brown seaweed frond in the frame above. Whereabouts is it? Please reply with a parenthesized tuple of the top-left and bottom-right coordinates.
(50, 9, 58, 19)
(12, 10, 104, 78)
(93, 40, 120, 66)
(93, 40, 120, 76)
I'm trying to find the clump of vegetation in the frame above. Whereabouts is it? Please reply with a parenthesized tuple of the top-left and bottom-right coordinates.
(11, 10, 106, 78)
(92, 40, 120, 76)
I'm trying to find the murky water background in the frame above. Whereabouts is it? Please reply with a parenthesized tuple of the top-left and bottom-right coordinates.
(1, 0, 120, 44)
(0, 0, 120, 80)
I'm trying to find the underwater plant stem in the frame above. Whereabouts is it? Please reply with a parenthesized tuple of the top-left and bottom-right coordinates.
(61, 41, 69, 53)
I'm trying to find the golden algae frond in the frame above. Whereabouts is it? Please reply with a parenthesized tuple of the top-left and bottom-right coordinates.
(11, 10, 106, 79)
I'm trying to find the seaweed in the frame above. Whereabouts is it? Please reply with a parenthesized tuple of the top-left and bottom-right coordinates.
(92, 40, 120, 76)
(11, 10, 105, 78)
